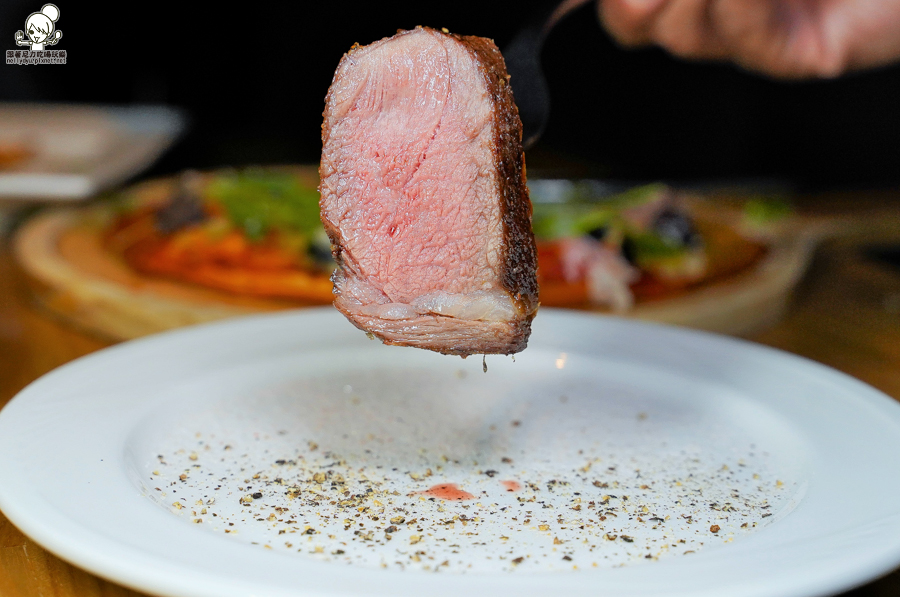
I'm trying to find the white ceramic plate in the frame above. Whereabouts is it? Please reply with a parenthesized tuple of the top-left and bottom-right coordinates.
(0, 103, 184, 202)
(1, 308, 900, 597)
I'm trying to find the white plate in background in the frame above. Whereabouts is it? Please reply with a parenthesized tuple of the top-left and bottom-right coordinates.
(0, 103, 184, 201)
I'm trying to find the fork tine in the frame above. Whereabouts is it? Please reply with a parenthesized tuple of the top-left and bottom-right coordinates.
(504, 26, 551, 149)
(503, 0, 593, 149)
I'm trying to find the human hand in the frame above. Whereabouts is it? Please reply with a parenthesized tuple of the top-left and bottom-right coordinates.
(597, 0, 900, 78)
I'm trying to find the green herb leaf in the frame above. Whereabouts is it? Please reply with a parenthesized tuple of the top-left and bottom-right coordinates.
(205, 170, 321, 242)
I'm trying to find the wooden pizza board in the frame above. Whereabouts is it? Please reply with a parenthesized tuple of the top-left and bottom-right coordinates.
(12, 176, 848, 342)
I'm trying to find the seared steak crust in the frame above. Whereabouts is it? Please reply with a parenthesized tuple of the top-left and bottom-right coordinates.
(320, 27, 538, 356)
(457, 35, 539, 307)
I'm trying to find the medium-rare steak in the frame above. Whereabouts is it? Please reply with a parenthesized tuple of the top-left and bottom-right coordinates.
(319, 27, 538, 356)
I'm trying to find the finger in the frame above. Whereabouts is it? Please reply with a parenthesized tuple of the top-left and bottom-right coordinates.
(650, 0, 729, 60)
(598, 0, 668, 47)
(825, 0, 900, 74)
(711, 0, 843, 78)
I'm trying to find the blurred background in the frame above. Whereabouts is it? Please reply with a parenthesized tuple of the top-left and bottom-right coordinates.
(1, 0, 899, 340)
(3, 0, 900, 190)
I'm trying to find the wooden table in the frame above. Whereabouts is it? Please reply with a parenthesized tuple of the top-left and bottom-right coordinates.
(2, 203, 900, 596)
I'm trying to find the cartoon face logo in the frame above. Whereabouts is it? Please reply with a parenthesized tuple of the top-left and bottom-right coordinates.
(15, 4, 62, 51)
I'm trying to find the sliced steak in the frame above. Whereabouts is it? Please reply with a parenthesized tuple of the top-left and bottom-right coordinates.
(319, 27, 538, 356)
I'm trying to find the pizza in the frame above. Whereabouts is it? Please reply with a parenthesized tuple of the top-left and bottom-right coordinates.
(103, 169, 768, 311)
(530, 182, 768, 311)
(104, 168, 335, 302)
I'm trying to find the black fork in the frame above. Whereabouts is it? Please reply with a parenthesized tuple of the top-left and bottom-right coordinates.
(503, 0, 594, 149)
